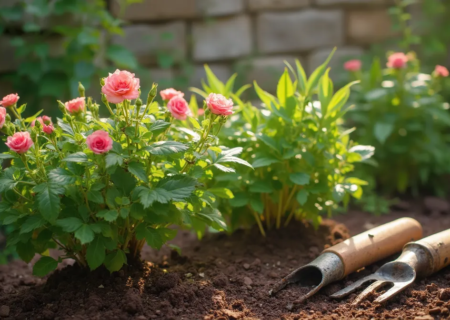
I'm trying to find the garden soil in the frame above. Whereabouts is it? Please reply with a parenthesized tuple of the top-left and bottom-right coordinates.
(2, 199, 450, 319)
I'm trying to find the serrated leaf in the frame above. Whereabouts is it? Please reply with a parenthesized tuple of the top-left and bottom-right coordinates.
(20, 216, 46, 234)
(86, 237, 105, 271)
(33, 256, 58, 277)
(213, 163, 235, 172)
(87, 190, 104, 204)
(374, 122, 394, 144)
(256, 135, 279, 153)
(106, 153, 123, 168)
(63, 152, 88, 163)
(74, 224, 95, 244)
(49, 168, 77, 185)
(145, 141, 188, 155)
(208, 188, 234, 199)
(296, 189, 309, 205)
(252, 157, 280, 168)
(104, 250, 127, 273)
(136, 225, 177, 250)
(249, 182, 273, 193)
(56, 217, 83, 232)
(250, 197, 264, 214)
(348, 145, 375, 161)
(289, 173, 310, 186)
(33, 183, 64, 223)
(128, 161, 148, 183)
(17, 242, 35, 263)
(158, 176, 197, 201)
(137, 187, 171, 209)
(96, 210, 119, 222)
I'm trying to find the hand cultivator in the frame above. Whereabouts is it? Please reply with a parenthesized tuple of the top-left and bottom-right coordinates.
(270, 218, 423, 302)
(331, 228, 450, 304)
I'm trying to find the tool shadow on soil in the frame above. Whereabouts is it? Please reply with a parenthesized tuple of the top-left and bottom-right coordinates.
(2, 208, 450, 319)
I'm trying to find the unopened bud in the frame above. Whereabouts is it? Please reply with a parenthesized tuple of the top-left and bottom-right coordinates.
(5, 114, 11, 122)
(164, 110, 172, 122)
(34, 119, 42, 129)
(136, 99, 143, 109)
(147, 83, 158, 105)
(57, 100, 67, 114)
(78, 82, 85, 97)
(100, 78, 105, 87)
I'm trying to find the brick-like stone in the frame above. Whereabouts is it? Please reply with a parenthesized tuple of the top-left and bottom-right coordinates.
(307, 46, 364, 80)
(247, 0, 310, 11)
(347, 9, 392, 44)
(257, 10, 344, 54)
(0, 37, 19, 73)
(111, 0, 197, 21)
(193, 15, 252, 62)
(235, 55, 303, 92)
(316, 0, 383, 5)
(197, 0, 244, 16)
(112, 22, 186, 67)
(189, 64, 233, 88)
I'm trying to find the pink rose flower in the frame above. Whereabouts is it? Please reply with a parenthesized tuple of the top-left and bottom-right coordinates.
(344, 59, 362, 72)
(167, 96, 192, 120)
(387, 53, 408, 69)
(160, 88, 184, 101)
(1, 93, 19, 107)
(65, 97, 85, 114)
(0, 107, 6, 128)
(197, 108, 205, 116)
(434, 65, 449, 77)
(86, 130, 113, 154)
(6, 131, 34, 154)
(101, 69, 140, 104)
(206, 93, 233, 116)
(31, 116, 54, 135)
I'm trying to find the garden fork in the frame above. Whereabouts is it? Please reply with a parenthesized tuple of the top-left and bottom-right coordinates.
(270, 218, 422, 303)
(331, 228, 450, 304)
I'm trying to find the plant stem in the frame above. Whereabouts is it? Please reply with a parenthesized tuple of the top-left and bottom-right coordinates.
(276, 189, 284, 229)
(248, 205, 266, 237)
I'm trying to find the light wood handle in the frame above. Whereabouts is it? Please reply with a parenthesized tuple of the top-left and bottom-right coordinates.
(323, 217, 423, 276)
(415, 229, 450, 273)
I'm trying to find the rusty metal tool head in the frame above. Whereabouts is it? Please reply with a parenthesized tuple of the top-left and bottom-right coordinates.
(269, 218, 423, 303)
(331, 228, 450, 304)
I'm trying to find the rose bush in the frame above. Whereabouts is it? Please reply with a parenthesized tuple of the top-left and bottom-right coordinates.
(0, 71, 250, 275)
(344, 51, 450, 195)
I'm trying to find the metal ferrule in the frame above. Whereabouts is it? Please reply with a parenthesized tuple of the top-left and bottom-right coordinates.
(399, 243, 436, 277)
(270, 252, 345, 301)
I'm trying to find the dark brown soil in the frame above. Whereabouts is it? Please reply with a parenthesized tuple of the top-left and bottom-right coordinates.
(1, 200, 450, 320)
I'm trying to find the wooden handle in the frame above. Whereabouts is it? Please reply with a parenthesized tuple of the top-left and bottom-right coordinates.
(323, 217, 423, 276)
(415, 229, 450, 273)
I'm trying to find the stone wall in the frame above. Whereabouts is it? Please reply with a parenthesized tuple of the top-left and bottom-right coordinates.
(111, 0, 393, 92)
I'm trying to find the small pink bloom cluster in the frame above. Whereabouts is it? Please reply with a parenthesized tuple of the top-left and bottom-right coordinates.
(31, 116, 55, 135)
(387, 53, 408, 69)
(160, 88, 184, 101)
(434, 65, 449, 78)
(344, 60, 361, 72)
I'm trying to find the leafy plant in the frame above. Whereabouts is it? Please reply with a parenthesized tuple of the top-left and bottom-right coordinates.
(193, 52, 374, 234)
(0, 71, 249, 275)
(344, 52, 450, 195)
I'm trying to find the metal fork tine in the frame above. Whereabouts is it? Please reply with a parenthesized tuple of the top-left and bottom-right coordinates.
(330, 275, 379, 298)
(373, 284, 409, 304)
(352, 280, 388, 305)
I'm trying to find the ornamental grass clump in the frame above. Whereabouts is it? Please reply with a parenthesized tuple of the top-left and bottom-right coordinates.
(193, 51, 374, 234)
(0, 70, 250, 276)
(344, 52, 450, 195)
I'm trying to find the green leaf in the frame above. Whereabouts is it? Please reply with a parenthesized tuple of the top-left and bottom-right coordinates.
(106, 153, 123, 168)
(256, 135, 279, 153)
(254, 81, 276, 109)
(208, 188, 234, 199)
(104, 250, 127, 273)
(88, 190, 104, 204)
(17, 242, 35, 263)
(289, 173, 310, 185)
(374, 122, 394, 144)
(252, 156, 280, 168)
(250, 197, 264, 214)
(296, 189, 309, 205)
(74, 224, 95, 244)
(128, 161, 148, 183)
(137, 187, 171, 209)
(33, 256, 58, 277)
(348, 145, 375, 161)
(106, 187, 121, 208)
(110, 168, 137, 195)
(249, 182, 274, 193)
(295, 59, 307, 94)
(306, 47, 336, 95)
(33, 183, 65, 223)
(107, 45, 138, 69)
(229, 193, 249, 207)
(328, 81, 358, 114)
(158, 176, 197, 201)
(145, 141, 188, 155)
(216, 147, 253, 169)
(196, 207, 228, 231)
(0, 154, 15, 160)
(135, 225, 175, 250)
(63, 152, 88, 163)
(20, 216, 46, 234)
(204, 64, 225, 93)
(149, 120, 171, 134)
(277, 68, 294, 106)
(213, 164, 235, 173)
(96, 210, 119, 222)
(49, 168, 77, 185)
(86, 237, 105, 271)
(56, 217, 83, 232)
